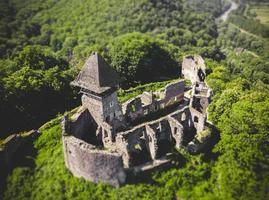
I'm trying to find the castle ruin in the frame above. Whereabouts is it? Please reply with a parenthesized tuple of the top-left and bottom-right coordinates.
(62, 52, 213, 187)
(182, 55, 206, 84)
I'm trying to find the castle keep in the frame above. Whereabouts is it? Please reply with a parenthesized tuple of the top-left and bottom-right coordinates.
(62, 52, 212, 187)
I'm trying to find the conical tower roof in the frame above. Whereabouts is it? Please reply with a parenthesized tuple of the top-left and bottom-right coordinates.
(71, 52, 120, 94)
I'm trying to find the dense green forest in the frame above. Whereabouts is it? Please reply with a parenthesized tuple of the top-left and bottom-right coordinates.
(0, 0, 269, 199)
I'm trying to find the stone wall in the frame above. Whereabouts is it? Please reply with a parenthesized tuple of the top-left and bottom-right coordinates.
(62, 107, 116, 149)
(63, 136, 126, 187)
(81, 94, 104, 122)
(82, 91, 123, 121)
(82, 91, 124, 131)
(182, 55, 206, 83)
(168, 107, 194, 147)
(163, 81, 185, 100)
(101, 91, 124, 123)
(116, 106, 192, 168)
(189, 82, 212, 133)
(62, 108, 101, 144)
(115, 124, 151, 167)
(123, 80, 185, 122)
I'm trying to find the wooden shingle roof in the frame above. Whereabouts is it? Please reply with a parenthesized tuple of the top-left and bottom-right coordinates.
(71, 52, 120, 94)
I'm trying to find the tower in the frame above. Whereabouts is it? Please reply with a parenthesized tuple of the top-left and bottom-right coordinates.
(189, 82, 212, 133)
(182, 55, 206, 84)
(71, 52, 124, 129)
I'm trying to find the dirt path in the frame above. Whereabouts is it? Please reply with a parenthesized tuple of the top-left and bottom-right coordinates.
(229, 23, 260, 39)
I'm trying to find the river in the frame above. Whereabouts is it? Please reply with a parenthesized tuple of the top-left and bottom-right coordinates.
(217, 0, 239, 22)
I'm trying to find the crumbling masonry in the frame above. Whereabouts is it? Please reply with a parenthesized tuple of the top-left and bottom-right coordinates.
(62, 52, 213, 187)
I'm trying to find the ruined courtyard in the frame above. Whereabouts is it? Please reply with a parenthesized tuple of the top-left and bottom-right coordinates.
(62, 53, 213, 187)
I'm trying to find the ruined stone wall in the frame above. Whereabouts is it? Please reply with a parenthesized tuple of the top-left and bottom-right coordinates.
(63, 108, 99, 143)
(122, 97, 143, 122)
(145, 125, 158, 160)
(101, 91, 124, 123)
(163, 81, 185, 100)
(189, 82, 212, 133)
(62, 107, 116, 149)
(0, 130, 40, 195)
(182, 55, 206, 83)
(63, 136, 126, 187)
(82, 92, 124, 130)
(82, 94, 104, 122)
(123, 80, 185, 122)
(116, 106, 193, 168)
(140, 92, 153, 105)
(0, 135, 24, 166)
(115, 125, 150, 167)
(167, 116, 185, 148)
(189, 107, 206, 133)
(148, 120, 174, 159)
(142, 101, 159, 116)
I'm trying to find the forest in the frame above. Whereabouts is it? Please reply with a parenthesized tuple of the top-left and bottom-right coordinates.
(0, 0, 268, 199)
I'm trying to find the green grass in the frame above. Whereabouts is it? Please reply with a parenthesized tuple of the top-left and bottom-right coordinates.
(118, 79, 178, 103)
(0, 139, 4, 148)
(249, 3, 269, 27)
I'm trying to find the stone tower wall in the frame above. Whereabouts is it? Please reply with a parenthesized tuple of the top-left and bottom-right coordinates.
(182, 55, 206, 84)
(102, 91, 123, 122)
(82, 91, 123, 124)
(82, 94, 104, 122)
(189, 82, 211, 133)
(63, 136, 126, 187)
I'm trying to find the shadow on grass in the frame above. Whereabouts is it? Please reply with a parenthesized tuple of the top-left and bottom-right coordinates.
(0, 137, 38, 198)
(202, 124, 221, 162)
(124, 149, 187, 186)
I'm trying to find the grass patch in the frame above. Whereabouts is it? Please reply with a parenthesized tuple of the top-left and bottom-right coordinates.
(118, 79, 179, 103)
(249, 3, 269, 27)
(0, 139, 4, 148)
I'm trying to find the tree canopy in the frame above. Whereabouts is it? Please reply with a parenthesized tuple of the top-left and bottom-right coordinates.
(108, 32, 180, 86)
